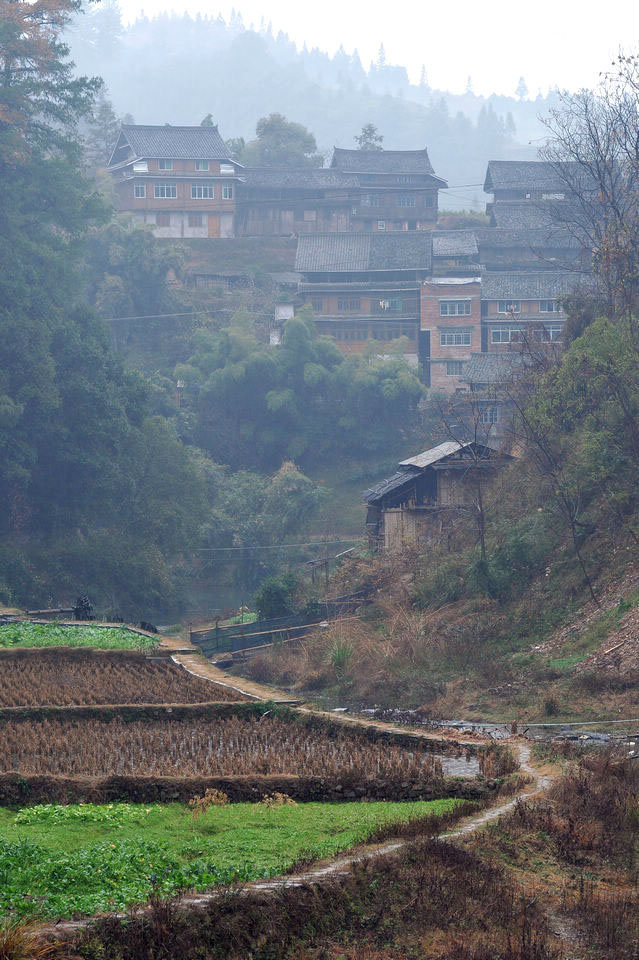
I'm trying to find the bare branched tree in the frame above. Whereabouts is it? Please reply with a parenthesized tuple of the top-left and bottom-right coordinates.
(540, 55, 639, 325)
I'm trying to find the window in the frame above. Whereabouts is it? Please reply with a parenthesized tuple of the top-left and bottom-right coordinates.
(303, 210, 317, 221)
(337, 298, 361, 311)
(132, 161, 148, 173)
(480, 406, 500, 424)
(531, 324, 563, 342)
(498, 300, 521, 313)
(401, 325, 416, 340)
(188, 213, 203, 227)
(539, 299, 559, 313)
(396, 195, 417, 207)
(134, 184, 146, 198)
(491, 327, 523, 343)
(361, 194, 380, 206)
(220, 163, 235, 175)
(154, 183, 177, 199)
(440, 329, 471, 346)
(440, 300, 472, 317)
(158, 159, 173, 170)
(446, 361, 464, 376)
(377, 220, 386, 231)
(195, 160, 210, 171)
(378, 298, 402, 311)
(191, 183, 215, 199)
(156, 212, 171, 227)
(542, 192, 565, 200)
(311, 298, 323, 312)
(222, 185, 234, 200)
(396, 175, 413, 184)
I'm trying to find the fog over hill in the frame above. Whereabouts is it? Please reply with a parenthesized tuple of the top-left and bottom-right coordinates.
(68, 4, 559, 207)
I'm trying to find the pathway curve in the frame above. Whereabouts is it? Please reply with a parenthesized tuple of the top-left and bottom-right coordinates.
(40, 742, 555, 943)
(165, 637, 489, 747)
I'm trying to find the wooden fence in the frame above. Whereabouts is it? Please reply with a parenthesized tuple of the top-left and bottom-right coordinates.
(189, 591, 369, 659)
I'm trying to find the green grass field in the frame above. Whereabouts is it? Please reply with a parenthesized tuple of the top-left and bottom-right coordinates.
(0, 798, 461, 919)
(0, 623, 156, 650)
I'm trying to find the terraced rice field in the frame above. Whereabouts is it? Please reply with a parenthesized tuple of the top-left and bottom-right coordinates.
(0, 715, 445, 779)
(0, 654, 245, 706)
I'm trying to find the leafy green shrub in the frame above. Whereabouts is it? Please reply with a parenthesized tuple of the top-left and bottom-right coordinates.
(254, 573, 299, 619)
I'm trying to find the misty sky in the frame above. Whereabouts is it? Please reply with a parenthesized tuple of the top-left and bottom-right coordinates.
(120, 0, 638, 96)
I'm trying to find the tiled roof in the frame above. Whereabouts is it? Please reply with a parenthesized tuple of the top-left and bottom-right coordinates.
(483, 160, 591, 193)
(331, 147, 438, 176)
(242, 168, 360, 189)
(295, 233, 432, 273)
(113, 125, 232, 161)
(475, 227, 580, 250)
(364, 440, 504, 503)
(432, 231, 478, 257)
(399, 440, 470, 469)
(460, 353, 524, 385)
(481, 271, 583, 299)
(489, 202, 568, 231)
(363, 470, 418, 503)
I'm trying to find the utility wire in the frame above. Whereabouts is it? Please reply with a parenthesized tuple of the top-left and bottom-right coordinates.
(198, 538, 362, 552)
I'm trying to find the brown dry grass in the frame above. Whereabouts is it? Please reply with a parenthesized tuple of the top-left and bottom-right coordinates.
(0, 715, 444, 780)
(0, 655, 245, 706)
(245, 594, 501, 706)
(0, 919, 61, 960)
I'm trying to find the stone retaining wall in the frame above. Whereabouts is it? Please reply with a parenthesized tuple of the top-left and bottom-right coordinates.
(0, 772, 499, 806)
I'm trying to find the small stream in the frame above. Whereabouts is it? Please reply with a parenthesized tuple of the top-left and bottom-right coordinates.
(358, 708, 639, 745)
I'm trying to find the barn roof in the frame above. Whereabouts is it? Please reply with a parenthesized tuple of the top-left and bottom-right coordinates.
(364, 440, 504, 505)
(362, 470, 419, 502)
(295, 233, 432, 273)
(109, 125, 233, 164)
(481, 271, 583, 299)
(398, 440, 473, 469)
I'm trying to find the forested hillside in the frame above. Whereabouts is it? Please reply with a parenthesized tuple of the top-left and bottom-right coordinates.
(0, 0, 436, 619)
(65, 3, 550, 202)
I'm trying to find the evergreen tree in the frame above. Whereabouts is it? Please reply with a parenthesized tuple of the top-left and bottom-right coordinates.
(85, 90, 120, 167)
(0, 0, 205, 611)
(354, 123, 384, 150)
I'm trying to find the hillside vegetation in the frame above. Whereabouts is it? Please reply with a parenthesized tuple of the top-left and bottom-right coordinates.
(242, 316, 639, 720)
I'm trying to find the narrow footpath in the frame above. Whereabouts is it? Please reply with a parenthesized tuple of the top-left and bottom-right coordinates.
(40, 737, 556, 942)
(166, 637, 489, 747)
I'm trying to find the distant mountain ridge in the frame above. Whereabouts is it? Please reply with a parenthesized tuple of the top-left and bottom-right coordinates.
(68, 5, 557, 208)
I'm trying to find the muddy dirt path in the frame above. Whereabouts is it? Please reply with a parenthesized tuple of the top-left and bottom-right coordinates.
(169, 646, 489, 747)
